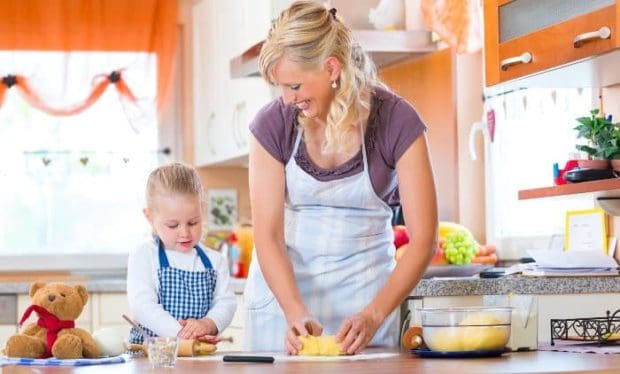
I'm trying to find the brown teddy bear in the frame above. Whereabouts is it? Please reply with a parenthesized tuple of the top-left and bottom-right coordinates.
(4, 282, 100, 359)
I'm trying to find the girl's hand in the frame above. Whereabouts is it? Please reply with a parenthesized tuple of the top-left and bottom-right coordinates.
(285, 315, 323, 355)
(178, 318, 217, 339)
(336, 310, 382, 354)
(195, 335, 220, 344)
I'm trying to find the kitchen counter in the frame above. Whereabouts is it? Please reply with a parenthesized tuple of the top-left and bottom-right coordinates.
(0, 272, 248, 294)
(0, 272, 617, 296)
(0, 273, 618, 296)
(410, 275, 620, 297)
(2, 350, 620, 373)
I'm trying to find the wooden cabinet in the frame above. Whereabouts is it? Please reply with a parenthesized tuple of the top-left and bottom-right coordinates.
(484, 0, 619, 87)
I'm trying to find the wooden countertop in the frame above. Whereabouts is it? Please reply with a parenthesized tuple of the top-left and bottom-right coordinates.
(2, 350, 620, 373)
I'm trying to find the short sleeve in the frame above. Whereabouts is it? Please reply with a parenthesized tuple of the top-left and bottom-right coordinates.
(377, 97, 427, 167)
(249, 99, 296, 164)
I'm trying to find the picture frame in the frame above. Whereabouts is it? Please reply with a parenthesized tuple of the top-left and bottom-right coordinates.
(564, 207, 607, 253)
(207, 188, 237, 231)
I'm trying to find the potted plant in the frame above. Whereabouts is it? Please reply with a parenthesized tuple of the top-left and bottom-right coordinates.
(600, 124, 620, 171)
(574, 109, 614, 169)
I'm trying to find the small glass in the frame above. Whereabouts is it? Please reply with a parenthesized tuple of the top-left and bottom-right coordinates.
(146, 337, 179, 368)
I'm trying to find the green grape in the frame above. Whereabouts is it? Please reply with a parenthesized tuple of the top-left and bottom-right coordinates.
(443, 230, 477, 265)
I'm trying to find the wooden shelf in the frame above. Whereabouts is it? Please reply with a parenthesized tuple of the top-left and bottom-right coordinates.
(518, 178, 620, 200)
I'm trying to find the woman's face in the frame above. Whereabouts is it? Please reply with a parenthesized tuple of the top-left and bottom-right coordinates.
(272, 57, 335, 121)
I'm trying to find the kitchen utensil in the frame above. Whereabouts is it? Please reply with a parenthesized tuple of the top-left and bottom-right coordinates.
(418, 306, 512, 352)
(223, 355, 275, 363)
(122, 314, 149, 341)
(402, 325, 424, 350)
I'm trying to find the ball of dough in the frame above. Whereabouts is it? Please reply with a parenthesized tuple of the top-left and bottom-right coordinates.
(298, 335, 344, 356)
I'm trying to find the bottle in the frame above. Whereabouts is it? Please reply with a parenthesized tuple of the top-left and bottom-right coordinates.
(227, 233, 242, 278)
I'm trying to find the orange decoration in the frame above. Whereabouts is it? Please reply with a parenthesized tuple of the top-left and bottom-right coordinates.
(421, 0, 482, 54)
(0, 0, 177, 112)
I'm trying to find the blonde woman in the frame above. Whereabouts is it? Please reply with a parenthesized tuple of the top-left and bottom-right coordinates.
(245, 0, 437, 354)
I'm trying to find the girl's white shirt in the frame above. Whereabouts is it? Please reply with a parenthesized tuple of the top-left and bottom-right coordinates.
(126, 240, 237, 338)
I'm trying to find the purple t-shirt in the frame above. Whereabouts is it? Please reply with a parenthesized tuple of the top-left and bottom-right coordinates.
(249, 86, 426, 207)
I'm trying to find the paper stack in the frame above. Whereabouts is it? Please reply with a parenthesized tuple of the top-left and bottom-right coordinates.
(519, 250, 619, 277)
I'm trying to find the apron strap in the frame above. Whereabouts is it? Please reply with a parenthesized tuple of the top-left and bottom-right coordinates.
(195, 245, 214, 269)
(156, 236, 213, 269)
(156, 237, 170, 268)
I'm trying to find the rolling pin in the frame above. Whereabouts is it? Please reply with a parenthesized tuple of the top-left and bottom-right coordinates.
(401, 325, 424, 350)
(178, 339, 217, 356)
(128, 338, 218, 357)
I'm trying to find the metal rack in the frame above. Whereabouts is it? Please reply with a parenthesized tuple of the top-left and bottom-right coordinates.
(550, 309, 620, 345)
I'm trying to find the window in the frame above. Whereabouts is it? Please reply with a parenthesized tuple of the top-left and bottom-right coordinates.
(485, 87, 596, 259)
(0, 51, 163, 261)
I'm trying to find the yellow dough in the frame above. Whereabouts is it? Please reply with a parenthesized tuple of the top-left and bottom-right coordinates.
(426, 313, 510, 352)
(298, 335, 344, 356)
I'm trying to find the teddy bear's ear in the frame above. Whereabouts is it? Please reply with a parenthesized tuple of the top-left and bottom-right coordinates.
(75, 285, 89, 304)
(30, 281, 46, 298)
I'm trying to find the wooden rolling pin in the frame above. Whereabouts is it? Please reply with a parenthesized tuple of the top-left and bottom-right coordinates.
(401, 325, 424, 350)
(178, 339, 217, 356)
(128, 338, 220, 357)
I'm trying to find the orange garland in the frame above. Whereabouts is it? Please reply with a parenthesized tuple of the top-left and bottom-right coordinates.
(0, 71, 138, 116)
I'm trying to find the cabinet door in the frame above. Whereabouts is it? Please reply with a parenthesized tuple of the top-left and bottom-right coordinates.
(484, 0, 618, 86)
(92, 293, 130, 339)
(193, 0, 220, 166)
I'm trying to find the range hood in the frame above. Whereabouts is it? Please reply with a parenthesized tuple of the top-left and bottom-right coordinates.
(230, 30, 437, 79)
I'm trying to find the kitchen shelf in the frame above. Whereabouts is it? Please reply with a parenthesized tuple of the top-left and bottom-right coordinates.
(230, 30, 437, 78)
(518, 178, 620, 200)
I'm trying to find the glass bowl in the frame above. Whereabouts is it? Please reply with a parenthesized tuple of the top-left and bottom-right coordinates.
(418, 306, 512, 352)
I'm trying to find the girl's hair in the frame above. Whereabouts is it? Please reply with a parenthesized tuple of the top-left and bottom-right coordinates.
(145, 162, 204, 208)
(259, 0, 379, 154)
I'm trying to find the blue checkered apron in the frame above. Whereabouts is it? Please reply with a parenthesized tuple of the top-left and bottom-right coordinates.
(244, 126, 398, 351)
(129, 238, 217, 344)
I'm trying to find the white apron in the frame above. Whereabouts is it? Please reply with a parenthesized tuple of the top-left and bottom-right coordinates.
(244, 126, 398, 351)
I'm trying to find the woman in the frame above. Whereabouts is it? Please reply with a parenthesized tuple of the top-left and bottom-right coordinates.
(244, 0, 437, 354)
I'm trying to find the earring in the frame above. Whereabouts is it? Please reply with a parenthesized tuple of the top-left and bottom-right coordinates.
(331, 80, 337, 89)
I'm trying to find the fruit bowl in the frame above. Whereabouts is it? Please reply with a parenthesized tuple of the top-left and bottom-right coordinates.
(418, 306, 512, 352)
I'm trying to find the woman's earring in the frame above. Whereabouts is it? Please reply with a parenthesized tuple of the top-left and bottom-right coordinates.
(331, 80, 337, 89)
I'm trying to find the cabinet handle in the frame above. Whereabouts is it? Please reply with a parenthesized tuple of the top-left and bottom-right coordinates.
(206, 112, 216, 156)
(573, 26, 612, 48)
(500, 52, 532, 71)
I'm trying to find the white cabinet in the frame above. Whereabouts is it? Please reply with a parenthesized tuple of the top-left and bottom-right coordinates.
(219, 293, 245, 351)
(91, 293, 131, 342)
(192, 0, 279, 167)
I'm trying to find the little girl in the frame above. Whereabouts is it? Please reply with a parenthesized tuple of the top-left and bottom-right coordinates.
(127, 162, 236, 344)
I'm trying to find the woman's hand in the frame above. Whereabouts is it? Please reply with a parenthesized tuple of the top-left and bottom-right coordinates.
(336, 310, 382, 354)
(285, 315, 323, 355)
(177, 318, 217, 339)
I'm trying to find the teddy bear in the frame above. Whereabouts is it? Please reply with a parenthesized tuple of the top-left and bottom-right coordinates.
(4, 281, 100, 359)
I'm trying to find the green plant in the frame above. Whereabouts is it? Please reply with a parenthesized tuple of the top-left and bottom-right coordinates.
(574, 109, 615, 159)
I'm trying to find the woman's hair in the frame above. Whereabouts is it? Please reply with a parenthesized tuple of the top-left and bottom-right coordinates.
(259, 0, 379, 154)
(145, 162, 204, 209)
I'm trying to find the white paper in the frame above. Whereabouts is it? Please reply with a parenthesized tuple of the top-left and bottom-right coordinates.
(526, 249, 619, 269)
(181, 352, 400, 362)
(566, 211, 605, 252)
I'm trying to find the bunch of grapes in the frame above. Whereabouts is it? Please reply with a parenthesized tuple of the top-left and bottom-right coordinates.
(443, 230, 478, 265)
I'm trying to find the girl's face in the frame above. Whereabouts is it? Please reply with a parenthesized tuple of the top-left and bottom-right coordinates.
(272, 57, 338, 121)
(145, 192, 203, 253)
